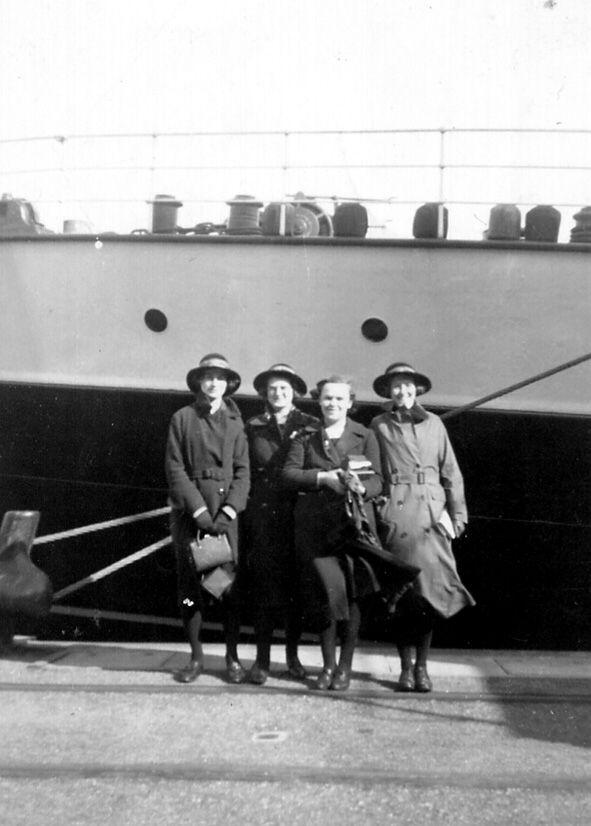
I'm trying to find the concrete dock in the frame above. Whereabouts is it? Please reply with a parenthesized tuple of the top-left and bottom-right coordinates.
(1, 639, 590, 825)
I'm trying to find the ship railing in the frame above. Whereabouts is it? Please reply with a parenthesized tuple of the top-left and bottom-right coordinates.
(32, 506, 182, 629)
(2, 127, 591, 240)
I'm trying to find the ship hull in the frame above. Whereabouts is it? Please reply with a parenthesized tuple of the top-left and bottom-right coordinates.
(0, 235, 589, 648)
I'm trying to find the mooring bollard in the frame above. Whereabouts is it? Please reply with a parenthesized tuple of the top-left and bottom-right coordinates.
(0, 511, 52, 650)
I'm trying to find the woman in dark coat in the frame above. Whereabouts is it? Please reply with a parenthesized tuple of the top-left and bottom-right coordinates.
(282, 375, 384, 691)
(370, 362, 475, 693)
(165, 353, 250, 684)
(243, 363, 317, 685)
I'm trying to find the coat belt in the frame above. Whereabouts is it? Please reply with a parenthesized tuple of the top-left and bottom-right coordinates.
(389, 470, 438, 485)
(192, 468, 226, 481)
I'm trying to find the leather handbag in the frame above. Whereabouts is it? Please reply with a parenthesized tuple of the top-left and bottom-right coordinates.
(342, 491, 420, 578)
(189, 532, 234, 573)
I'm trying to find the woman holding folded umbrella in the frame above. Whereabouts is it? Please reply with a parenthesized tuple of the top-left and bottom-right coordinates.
(370, 362, 475, 693)
(243, 364, 318, 685)
(165, 353, 250, 684)
(282, 375, 384, 691)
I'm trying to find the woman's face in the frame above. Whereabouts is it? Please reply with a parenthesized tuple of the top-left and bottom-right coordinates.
(320, 382, 353, 425)
(200, 369, 227, 401)
(266, 378, 294, 412)
(390, 378, 417, 409)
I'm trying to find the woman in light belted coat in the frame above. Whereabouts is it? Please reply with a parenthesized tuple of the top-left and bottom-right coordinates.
(165, 353, 250, 684)
(370, 362, 475, 693)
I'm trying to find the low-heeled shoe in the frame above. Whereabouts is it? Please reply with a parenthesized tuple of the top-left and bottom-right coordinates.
(248, 663, 269, 685)
(330, 667, 351, 691)
(173, 660, 204, 684)
(414, 665, 433, 693)
(225, 658, 246, 684)
(286, 657, 308, 680)
(315, 668, 334, 690)
(397, 667, 415, 692)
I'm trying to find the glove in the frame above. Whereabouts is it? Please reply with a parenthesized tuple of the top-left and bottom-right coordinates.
(213, 512, 233, 535)
(194, 510, 215, 533)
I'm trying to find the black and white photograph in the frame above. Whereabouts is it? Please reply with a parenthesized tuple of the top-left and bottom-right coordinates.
(0, 1, 589, 823)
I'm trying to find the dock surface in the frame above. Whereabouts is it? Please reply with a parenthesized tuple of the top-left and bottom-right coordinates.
(1, 639, 590, 825)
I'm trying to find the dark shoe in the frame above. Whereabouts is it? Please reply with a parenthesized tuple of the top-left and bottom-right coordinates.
(314, 667, 334, 691)
(397, 666, 415, 692)
(173, 659, 203, 684)
(330, 667, 351, 691)
(414, 665, 433, 693)
(248, 662, 269, 685)
(286, 656, 308, 680)
(225, 657, 246, 684)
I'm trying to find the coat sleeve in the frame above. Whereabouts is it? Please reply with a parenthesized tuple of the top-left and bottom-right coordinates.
(369, 416, 390, 494)
(165, 412, 206, 514)
(362, 428, 384, 499)
(223, 426, 250, 514)
(438, 421, 468, 524)
(281, 433, 320, 490)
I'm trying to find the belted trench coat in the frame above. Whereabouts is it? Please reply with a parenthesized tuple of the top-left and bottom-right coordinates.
(282, 418, 384, 628)
(165, 395, 250, 607)
(243, 407, 318, 608)
(370, 404, 474, 619)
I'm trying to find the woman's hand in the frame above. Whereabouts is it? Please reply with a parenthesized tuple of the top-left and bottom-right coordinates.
(454, 520, 466, 538)
(317, 469, 346, 494)
(194, 510, 215, 533)
(344, 470, 366, 496)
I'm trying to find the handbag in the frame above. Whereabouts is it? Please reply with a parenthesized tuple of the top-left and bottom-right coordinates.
(342, 491, 420, 585)
(189, 532, 235, 573)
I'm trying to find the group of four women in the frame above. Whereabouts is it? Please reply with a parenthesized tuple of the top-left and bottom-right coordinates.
(165, 353, 474, 692)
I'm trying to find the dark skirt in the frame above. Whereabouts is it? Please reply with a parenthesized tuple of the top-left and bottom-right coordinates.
(243, 490, 300, 610)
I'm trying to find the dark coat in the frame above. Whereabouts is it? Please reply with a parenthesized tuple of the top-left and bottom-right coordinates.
(165, 396, 250, 549)
(282, 418, 384, 627)
(370, 404, 474, 618)
(165, 396, 250, 609)
(244, 407, 318, 608)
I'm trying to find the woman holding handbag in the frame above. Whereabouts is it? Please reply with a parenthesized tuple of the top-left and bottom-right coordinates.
(282, 375, 383, 691)
(165, 353, 250, 684)
(243, 363, 318, 685)
(370, 362, 475, 692)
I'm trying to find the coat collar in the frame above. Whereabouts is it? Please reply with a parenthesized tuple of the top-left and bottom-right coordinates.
(317, 418, 366, 461)
(248, 406, 309, 428)
(384, 402, 429, 424)
(193, 394, 242, 420)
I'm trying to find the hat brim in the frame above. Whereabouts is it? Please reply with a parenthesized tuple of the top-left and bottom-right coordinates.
(253, 369, 307, 397)
(372, 371, 432, 399)
(186, 366, 241, 396)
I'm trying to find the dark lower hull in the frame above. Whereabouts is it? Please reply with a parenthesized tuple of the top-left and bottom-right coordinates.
(1, 382, 589, 649)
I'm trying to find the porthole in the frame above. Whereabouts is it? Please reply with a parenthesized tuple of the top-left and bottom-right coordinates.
(144, 308, 168, 333)
(361, 317, 388, 342)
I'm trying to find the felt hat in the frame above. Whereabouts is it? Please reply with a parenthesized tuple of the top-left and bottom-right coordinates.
(253, 363, 307, 397)
(186, 353, 241, 396)
(372, 362, 432, 399)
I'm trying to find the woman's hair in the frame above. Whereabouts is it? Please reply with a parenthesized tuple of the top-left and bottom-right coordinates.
(313, 374, 356, 402)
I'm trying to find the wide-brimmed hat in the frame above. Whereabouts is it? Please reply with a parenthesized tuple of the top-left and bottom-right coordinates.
(253, 363, 307, 397)
(372, 362, 432, 398)
(186, 353, 241, 395)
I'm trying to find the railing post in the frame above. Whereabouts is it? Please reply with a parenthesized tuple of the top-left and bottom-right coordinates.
(438, 128, 446, 238)
(283, 131, 289, 197)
